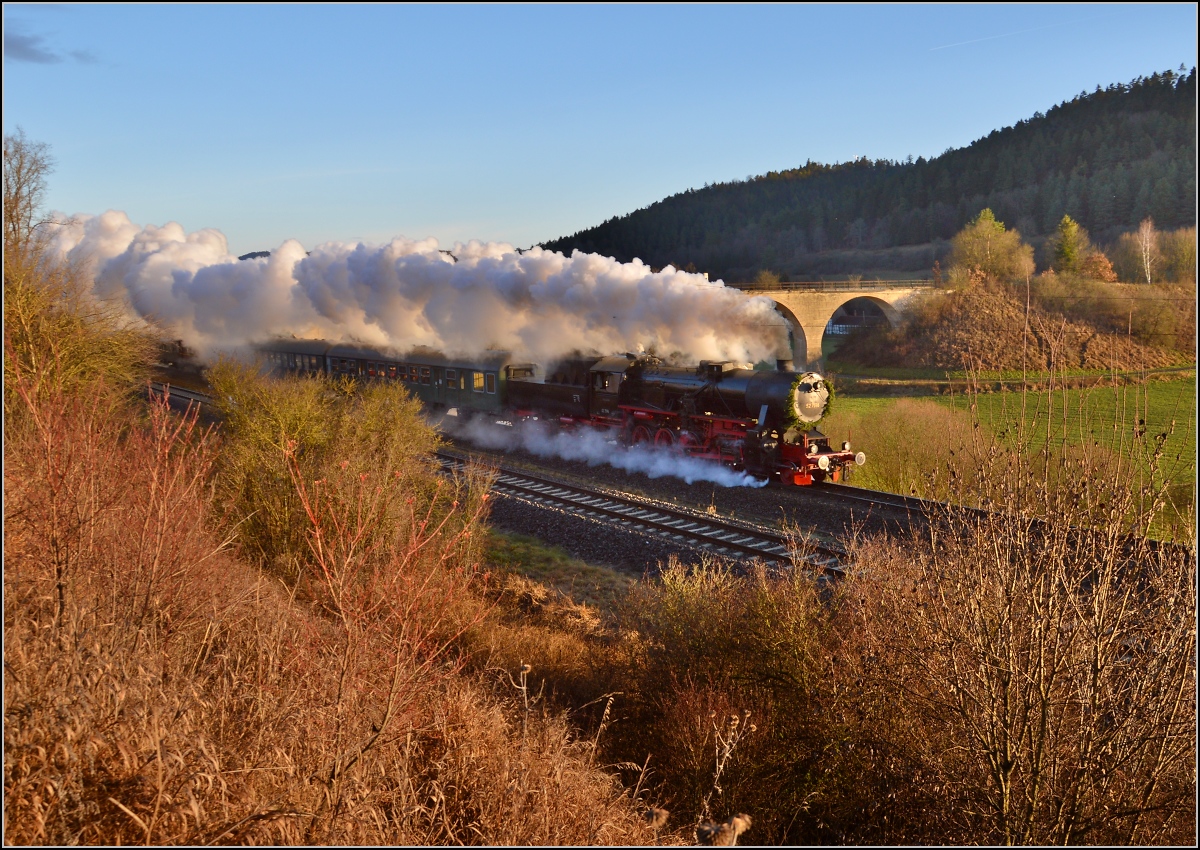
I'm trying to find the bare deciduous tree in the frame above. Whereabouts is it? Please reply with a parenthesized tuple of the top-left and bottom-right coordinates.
(1136, 218, 1158, 285)
(3, 127, 55, 265)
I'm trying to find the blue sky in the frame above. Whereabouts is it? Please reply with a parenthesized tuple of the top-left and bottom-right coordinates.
(4, 3, 1196, 258)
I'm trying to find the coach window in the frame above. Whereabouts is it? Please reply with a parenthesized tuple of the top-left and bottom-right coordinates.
(473, 371, 485, 392)
(420, 367, 431, 385)
(485, 372, 496, 394)
(446, 368, 457, 388)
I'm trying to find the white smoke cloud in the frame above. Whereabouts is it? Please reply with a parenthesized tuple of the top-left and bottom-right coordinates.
(447, 416, 768, 489)
(48, 211, 789, 364)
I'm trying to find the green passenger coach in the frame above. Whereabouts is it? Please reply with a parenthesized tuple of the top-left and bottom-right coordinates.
(257, 339, 534, 415)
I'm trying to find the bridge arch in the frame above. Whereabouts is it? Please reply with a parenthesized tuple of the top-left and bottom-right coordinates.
(771, 302, 806, 368)
(762, 283, 929, 366)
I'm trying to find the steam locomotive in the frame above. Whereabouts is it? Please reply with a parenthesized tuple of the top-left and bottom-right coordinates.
(257, 339, 865, 485)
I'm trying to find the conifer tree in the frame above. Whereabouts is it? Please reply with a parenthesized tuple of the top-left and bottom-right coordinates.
(1050, 214, 1090, 274)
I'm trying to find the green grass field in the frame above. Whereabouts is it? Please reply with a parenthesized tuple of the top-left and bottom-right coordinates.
(831, 377, 1195, 537)
(941, 378, 1196, 480)
(835, 377, 1194, 481)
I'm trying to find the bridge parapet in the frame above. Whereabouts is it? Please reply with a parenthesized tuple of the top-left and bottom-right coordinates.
(733, 278, 937, 293)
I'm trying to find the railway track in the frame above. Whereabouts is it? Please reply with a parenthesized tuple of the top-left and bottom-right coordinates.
(436, 449, 847, 574)
(804, 480, 937, 517)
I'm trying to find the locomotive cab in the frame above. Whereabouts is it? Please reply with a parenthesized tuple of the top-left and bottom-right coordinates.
(588, 355, 635, 424)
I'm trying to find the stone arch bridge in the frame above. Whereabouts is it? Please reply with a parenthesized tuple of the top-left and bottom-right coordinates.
(738, 280, 936, 367)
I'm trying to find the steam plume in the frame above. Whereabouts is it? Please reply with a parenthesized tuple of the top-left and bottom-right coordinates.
(50, 211, 788, 364)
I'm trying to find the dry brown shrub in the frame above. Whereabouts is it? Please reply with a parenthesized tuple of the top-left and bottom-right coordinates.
(846, 516, 1195, 844)
(4, 377, 667, 845)
(604, 557, 864, 843)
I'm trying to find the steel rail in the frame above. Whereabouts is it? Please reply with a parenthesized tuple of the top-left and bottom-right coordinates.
(436, 449, 847, 574)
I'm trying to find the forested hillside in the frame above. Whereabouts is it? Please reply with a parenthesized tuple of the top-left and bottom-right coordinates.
(542, 69, 1196, 282)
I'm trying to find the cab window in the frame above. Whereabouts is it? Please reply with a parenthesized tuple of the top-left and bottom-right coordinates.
(593, 372, 620, 392)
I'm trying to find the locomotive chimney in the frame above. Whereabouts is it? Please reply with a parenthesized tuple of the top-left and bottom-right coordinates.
(776, 358, 794, 371)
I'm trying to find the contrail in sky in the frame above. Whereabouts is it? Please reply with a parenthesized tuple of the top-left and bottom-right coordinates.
(929, 14, 1118, 52)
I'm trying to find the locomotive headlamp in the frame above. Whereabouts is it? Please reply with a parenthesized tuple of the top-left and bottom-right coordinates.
(842, 441, 851, 451)
(855, 452, 867, 466)
(817, 455, 830, 471)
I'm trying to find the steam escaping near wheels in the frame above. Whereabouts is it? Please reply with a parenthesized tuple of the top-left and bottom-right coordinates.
(445, 416, 769, 489)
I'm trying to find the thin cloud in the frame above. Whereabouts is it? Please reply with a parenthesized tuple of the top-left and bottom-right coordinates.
(4, 31, 62, 63)
(4, 26, 99, 64)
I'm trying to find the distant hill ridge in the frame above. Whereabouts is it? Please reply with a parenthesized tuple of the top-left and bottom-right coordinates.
(541, 68, 1196, 282)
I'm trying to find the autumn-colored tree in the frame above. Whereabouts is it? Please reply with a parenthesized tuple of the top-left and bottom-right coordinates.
(946, 209, 1034, 284)
(1078, 250, 1117, 282)
(1159, 226, 1197, 283)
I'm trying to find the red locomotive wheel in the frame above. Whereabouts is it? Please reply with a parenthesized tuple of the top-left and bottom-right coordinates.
(630, 424, 652, 445)
(654, 428, 676, 447)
